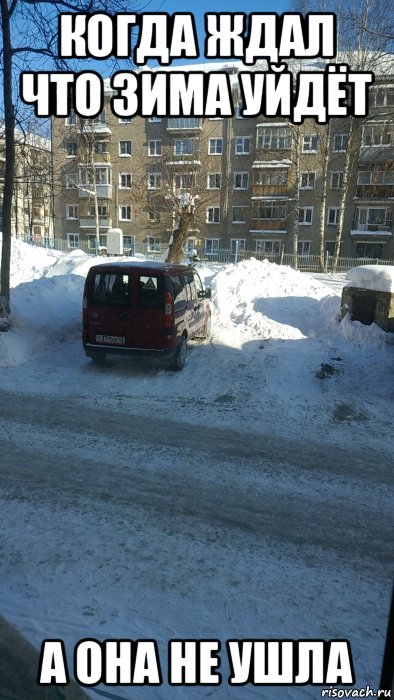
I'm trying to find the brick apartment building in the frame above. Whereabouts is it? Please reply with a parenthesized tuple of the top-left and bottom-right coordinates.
(51, 62, 394, 261)
(0, 129, 53, 244)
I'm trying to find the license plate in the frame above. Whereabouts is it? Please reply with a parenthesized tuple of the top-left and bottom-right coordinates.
(96, 334, 126, 345)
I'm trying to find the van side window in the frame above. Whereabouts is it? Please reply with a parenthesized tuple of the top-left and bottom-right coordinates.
(170, 275, 187, 309)
(137, 275, 164, 309)
(91, 273, 129, 306)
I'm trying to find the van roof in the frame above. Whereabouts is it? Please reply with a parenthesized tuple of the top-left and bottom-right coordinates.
(88, 260, 196, 274)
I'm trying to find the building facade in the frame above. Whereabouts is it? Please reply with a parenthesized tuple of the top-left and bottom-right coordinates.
(51, 65, 394, 261)
(0, 129, 53, 244)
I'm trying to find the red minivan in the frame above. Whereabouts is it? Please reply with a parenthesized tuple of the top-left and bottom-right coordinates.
(82, 261, 212, 370)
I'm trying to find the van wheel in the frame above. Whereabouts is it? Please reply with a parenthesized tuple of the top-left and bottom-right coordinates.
(172, 336, 187, 371)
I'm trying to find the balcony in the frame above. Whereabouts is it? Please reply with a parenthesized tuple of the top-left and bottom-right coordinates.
(350, 222, 392, 236)
(167, 118, 202, 131)
(79, 217, 112, 229)
(78, 185, 112, 199)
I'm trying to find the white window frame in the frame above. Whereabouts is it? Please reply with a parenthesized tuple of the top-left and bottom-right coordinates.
(302, 135, 318, 153)
(235, 137, 250, 155)
(207, 173, 222, 189)
(148, 236, 161, 252)
(327, 208, 339, 225)
(66, 204, 78, 220)
(65, 141, 77, 157)
(333, 133, 347, 152)
(67, 233, 79, 248)
(65, 174, 77, 189)
(119, 173, 132, 189)
(231, 239, 246, 254)
(206, 207, 220, 224)
(255, 240, 281, 255)
(208, 138, 223, 155)
(119, 117, 132, 124)
(205, 238, 220, 254)
(119, 140, 132, 157)
(119, 205, 132, 221)
(148, 140, 162, 156)
(257, 127, 291, 150)
(330, 171, 344, 189)
(148, 173, 162, 190)
(299, 207, 313, 225)
(299, 172, 316, 189)
(234, 172, 249, 190)
(297, 241, 311, 255)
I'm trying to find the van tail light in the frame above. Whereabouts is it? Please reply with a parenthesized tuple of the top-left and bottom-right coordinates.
(164, 291, 174, 333)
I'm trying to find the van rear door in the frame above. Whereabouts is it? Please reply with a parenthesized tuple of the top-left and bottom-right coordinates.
(132, 273, 166, 348)
(86, 270, 133, 348)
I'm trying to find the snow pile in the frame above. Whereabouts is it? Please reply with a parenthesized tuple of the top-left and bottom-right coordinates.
(345, 264, 394, 292)
(0, 242, 390, 368)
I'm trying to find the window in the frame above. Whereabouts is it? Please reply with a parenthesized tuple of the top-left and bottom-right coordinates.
(234, 172, 249, 189)
(254, 170, 288, 186)
(95, 167, 110, 185)
(257, 127, 291, 150)
(119, 205, 132, 221)
(362, 124, 393, 147)
(255, 240, 281, 255)
(67, 233, 79, 248)
(95, 141, 109, 155)
(299, 207, 313, 225)
(148, 140, 161, 156)
(148, 236, 161, 252)
(91, 111, 107, 126)
(302, 135, 318, 152)
(355, 207, 390, 231)
(167, 118, 201, 129)
(327, 208, 339, 225)
(89, 203, 108, 217)
(87, 235, 107, 251)
(174, 139, 198, 156)
(65, 142, 77, 157)
(174, 173, 195, 190)
(148, 210, 160, 222)
(235, 101, 245, 118)
(205, 239, 220, 254)
(209, 138, 223, 155)
(231, 239, 246, 254)
(370, 88, 394, 107)
(232, 206, 247, 223)
(119, 140, 132, 156)
(297, 241, 311, 255)
(235, 137, 250, 154)
(253, 200, 287, 220)
(325, 241, 335, 256)
(355, 242, 384, 258)
(119, 117, 132, 124)
(357, 170, 394, 185)
(148, 117, 162, 123)
(207, 173, 222, 189)
(148, 173, 162, 190)
(119, 173, 132, 189)
(333, 133, 347, 152)
(66, 204, 78, 220)
(300, 172, 315, 189)
(207, 207, 220, 223)
(65, 174, 77, 189)
(330, 172, 344, 189)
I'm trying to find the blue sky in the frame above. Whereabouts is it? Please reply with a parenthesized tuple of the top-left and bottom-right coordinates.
(144, 0, 293, 65)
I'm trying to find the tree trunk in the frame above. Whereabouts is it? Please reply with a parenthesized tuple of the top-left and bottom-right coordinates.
(332, 119, 355, 273)
(0, 0, 15, 323)
(318, 125, 330, 272)
(166, 209, 194, 263)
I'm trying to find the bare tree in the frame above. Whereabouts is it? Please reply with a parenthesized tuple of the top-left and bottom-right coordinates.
(0, 0, 137, 326)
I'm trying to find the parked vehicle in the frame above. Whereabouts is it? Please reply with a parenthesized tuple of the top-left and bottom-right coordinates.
(82, 261, 212, 370)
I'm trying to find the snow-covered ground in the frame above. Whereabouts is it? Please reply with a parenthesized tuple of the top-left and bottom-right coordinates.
(0, 238, 393, 699)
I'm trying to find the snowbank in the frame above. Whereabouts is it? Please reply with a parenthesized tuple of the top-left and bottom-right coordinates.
(345, 264, 394, 293)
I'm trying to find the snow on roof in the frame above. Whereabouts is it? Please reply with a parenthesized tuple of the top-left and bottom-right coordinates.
(346, 265, 394, 292)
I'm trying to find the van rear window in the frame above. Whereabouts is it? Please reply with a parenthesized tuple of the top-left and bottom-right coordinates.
(137, 275, 164, 309)
(90, 273, 129, 306)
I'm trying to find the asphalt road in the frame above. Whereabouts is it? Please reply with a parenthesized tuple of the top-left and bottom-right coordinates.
(0, 388, 392, 575)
